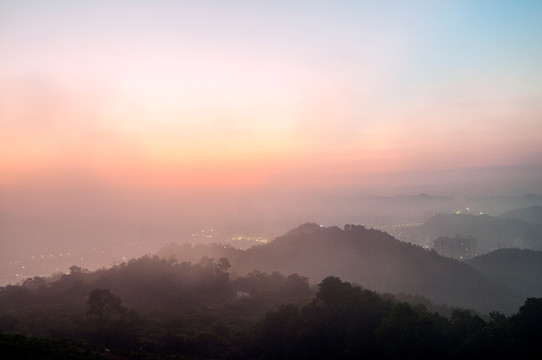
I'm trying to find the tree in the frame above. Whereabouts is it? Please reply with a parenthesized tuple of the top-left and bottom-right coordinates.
(87, 289, 123, 327)
(512, 297, 542, 346)
(86, 288, 140, 348)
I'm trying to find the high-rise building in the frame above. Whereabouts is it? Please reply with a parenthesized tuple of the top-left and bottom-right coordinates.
(432, 236, 477, 260)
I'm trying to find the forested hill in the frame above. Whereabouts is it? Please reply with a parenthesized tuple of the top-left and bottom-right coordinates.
(2, 267, 541, 359)
(467, 248, 542, 301)
(0, 256, 314, 358)
(501, 205, 542, 226)
(160, 223, 517, 313)
(418, 213, 542, 253)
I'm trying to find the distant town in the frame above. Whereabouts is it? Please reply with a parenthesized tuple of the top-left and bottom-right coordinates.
(1, 209, 486, 286)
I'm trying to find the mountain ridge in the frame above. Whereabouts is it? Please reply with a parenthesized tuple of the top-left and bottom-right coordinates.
(160, 223, 518, 313)
(501, 205, 542, 226)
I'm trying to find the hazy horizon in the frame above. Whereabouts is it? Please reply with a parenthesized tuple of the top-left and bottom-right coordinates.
(2, 1, 542, 188)
(1, 1, 542, 284)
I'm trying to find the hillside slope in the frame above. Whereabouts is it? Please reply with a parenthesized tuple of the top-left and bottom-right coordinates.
(466, 248, 542, 301)
(161, 223, 517, 313)
(501, 206, 542, 226)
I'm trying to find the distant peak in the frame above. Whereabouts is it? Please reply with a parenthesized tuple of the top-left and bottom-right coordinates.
(344, 224, 367, 232)
(285, 223, 325, 236)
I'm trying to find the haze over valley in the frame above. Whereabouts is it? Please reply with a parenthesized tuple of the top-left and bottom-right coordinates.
(2, 176, 542, 286)
(1, 1, 542, 358)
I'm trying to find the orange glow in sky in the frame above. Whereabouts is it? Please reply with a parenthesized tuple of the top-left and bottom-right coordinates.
(1, 1, 542, 191)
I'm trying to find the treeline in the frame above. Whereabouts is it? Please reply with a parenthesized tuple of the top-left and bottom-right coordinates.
(1, 256, 541, 359)
(0, 255, 313, 358)
(245, 277, 542, 359)
(0, 332, 105, 360)
(158, 224, 519, 313)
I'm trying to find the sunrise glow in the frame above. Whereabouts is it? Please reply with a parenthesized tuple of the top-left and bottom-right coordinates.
(1, 1, 542, 191)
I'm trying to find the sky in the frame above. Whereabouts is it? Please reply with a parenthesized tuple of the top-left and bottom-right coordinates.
(1, 0, 541, 193)
(1, 0, 542, 284)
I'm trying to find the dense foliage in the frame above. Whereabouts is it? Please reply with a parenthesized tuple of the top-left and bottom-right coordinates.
(159, 224, 521, 313)
(246, 277, 542, 360)
(0, 255, 313, 358)
(0, 332, 105, 360)
(1, 255, 541, 359)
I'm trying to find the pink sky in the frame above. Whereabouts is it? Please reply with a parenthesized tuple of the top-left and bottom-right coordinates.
(2, 1, 542, 287)
(1, 1, 541, 192)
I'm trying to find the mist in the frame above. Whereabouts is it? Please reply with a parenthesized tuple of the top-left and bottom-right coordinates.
(2, 1, 542, 357)
(1, 163, 540, 286)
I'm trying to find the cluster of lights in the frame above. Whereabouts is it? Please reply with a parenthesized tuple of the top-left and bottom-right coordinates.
(228, 235, 268, 244)
(372, 223, 423, 230)
(30, 252, 73, 259)
(455, 207, 484, 215)
(191, 229, 215, 239)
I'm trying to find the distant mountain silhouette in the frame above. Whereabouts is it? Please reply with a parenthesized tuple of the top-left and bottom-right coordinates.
(160, 223, 518, 313)
(501, 206, 542, 226)
(419, 213, 542, 254)
(367, 193, 454, 202)
(466, 248, 542, 303)
(460, 194, 542, 215)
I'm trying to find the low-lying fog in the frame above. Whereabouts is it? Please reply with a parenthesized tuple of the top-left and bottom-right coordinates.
(1, 164, 541, 286)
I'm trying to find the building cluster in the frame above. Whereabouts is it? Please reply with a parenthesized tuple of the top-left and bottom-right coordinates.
(227, 235, 268, 250)
(432, 236, 477, 260)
